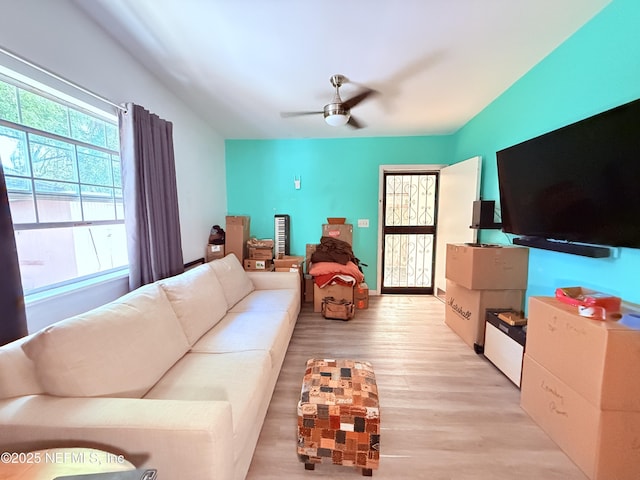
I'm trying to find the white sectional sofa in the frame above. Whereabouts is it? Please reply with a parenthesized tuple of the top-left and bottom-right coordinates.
(0, 254, 301, 479)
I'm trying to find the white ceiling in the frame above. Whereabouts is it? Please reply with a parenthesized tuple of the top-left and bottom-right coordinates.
(74, 0, 611, 140)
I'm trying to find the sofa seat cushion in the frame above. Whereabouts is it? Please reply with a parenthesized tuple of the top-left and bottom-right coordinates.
(229, 289, 300, 326)
(159, 263, 229, 345)
(21, 283, 190, 398)
(190, 311, 294, 367)
(208, 254, 255, 307)
(143, 350, 271, 463)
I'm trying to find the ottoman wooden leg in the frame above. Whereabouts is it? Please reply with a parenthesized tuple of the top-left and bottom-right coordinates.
(305, 463, 315, 471)
(362, 467, 373, 476)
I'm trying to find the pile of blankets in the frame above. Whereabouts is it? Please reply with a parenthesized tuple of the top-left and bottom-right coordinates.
(309, 236, 364, 288)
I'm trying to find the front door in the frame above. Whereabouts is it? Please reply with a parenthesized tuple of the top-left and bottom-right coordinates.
(381, 172, 438, 294)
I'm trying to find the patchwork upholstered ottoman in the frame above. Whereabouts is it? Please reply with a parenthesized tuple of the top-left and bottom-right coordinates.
(297, 358, 380, 476)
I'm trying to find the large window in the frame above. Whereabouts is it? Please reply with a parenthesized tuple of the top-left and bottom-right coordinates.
(0, 77, 127, 294)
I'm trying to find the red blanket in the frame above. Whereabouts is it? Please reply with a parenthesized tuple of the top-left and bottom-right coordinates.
(313, 273, 358, 288)
(309, 261, 365, 288)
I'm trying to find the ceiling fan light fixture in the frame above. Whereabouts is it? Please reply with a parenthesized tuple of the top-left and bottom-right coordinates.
(281, 74, 374, 129)
(325, 113, 350, 127)
(324, 103, 350, 127)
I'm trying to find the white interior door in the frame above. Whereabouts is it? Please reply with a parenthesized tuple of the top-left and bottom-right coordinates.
(434, 156, 482, 297)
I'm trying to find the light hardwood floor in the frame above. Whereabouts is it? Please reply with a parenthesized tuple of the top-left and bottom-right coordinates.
(246, 295, 587, 479)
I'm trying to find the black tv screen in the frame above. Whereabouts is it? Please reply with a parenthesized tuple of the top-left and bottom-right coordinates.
(496, 98, 640, 249)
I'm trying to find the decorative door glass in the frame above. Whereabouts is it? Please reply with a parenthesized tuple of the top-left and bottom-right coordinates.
(382, 173, 437, 293)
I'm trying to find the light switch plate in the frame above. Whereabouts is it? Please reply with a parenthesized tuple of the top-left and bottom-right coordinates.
(357, 219, 369, 228)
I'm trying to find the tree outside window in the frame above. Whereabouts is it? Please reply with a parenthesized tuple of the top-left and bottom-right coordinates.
(0, 78, 127, 293)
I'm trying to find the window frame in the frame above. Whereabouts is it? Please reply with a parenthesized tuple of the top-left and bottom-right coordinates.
(0, 72, 128, 296)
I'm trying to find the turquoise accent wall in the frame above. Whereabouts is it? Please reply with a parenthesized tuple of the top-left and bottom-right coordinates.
(226, 0, 640, 303)
(454, 0, 640, 304)
(225, 136, 455, 285)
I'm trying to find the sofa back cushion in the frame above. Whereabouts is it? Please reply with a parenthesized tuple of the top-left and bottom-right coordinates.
(159, 263, 229, 344)
(209, 254, 255, 307)
(21, 283, 190, 398)
(0, 336, 44, 399)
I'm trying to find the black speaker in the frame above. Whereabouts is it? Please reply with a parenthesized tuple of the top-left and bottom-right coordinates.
(471, 200, 495, 228)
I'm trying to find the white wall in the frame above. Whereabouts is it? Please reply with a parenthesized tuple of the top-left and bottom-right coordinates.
(0, 0, 227, 330)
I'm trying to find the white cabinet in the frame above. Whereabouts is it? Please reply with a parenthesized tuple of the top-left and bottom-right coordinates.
(483, 310, 526, 387)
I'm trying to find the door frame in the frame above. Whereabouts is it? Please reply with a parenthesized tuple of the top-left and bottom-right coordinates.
(376, 164, 445, 295)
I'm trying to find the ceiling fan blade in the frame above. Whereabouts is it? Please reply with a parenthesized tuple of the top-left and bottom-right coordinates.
(342, 88, 378, 110)
(347, 116, 365, 129)
(280, 111, 323, 118)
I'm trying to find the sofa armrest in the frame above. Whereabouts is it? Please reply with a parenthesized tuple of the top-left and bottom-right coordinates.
(0, 395, 233, 479)
(247, 271, 301, 291)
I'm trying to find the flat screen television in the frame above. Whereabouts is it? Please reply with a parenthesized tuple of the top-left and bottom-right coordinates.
(496, 98, 640, 252)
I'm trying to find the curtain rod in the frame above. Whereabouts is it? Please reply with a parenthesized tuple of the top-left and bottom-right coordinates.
(0, 45, 127, 112)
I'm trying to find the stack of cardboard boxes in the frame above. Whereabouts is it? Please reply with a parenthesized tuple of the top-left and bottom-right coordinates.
(354, 282, 369, 309)
(444, 243, 529, 352)
(520, 297, 640, 480)
(245, 238, 275, 271)
(274, 255, 304, 273)
(220, 216, 305, 308)
(222, 216, 370, 311)
(274, 255, 305, 305)
(308, 222, 369, 313)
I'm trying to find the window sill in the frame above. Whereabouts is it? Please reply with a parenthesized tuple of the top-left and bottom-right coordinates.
(25, 269, 129, 307)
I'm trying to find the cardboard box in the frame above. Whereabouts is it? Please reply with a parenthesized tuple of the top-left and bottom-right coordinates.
(445, 243, 529, 290)
(526, 296, 640, 411)
(274, 255, 304, 272)
(313, 283, 354, 313)
(304, 274, 314, 303)
(322, 224, 353, 246)
(520, 354, 640, 480)
(355, 282, 369, 309)
(305, 243, 318, 273)
(225, 215, 250, 262)
(248, 247, 273, 260)
(444, 279, 524, 350)
(243, 259, 272, 271)
(205, 244, 225, 262)
(276, 267, 302, 274)
(247, 238, 274, 248)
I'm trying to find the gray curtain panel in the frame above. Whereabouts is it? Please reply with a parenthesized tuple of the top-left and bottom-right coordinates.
(0, 164, 28, 346)
(119, 103, 184, 291)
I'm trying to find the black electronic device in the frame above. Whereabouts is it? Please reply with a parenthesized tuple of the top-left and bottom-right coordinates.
(496, 98, 640, 255)
(470, 200, 500, 229)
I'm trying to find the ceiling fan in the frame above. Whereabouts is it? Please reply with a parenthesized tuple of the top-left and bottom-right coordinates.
(280, 74, 378, 129)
